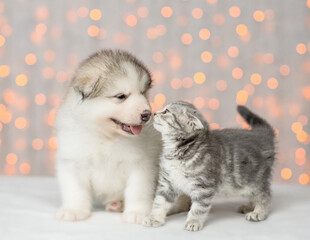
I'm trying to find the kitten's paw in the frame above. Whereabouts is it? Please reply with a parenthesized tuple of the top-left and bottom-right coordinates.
(55, 208, 91, 221)
(184, 220, 203, 232)
(245, 211, 267, 222)
(238, 204, 254, 214)
(105, 200, 124, 212)
(122, 211, 148, 224)
(142, 216, 165, 228)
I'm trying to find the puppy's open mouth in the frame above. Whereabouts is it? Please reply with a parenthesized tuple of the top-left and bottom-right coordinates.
(112, 119, 143, 136)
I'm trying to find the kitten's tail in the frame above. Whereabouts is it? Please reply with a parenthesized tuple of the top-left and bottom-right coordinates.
(237, 105, 274, 136)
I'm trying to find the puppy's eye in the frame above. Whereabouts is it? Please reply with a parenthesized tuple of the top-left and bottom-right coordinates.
(115, 94, 127, 100)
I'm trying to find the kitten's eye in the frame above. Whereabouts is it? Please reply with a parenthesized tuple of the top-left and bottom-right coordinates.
(162, 109, 169, 114)
(115, 94, 127, 100)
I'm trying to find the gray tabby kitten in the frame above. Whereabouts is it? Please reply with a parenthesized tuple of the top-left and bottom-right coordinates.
(143, 101, 275, 231)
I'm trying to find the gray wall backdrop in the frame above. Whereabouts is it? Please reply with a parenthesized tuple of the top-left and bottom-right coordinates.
(0, 0, 309, 184)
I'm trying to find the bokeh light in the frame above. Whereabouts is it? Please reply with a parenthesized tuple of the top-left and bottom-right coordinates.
(161, 6, 173, 18)
(281, 168, 292, 180)
(236, 24, 248, 36)
(253, 10, 265, 22)
(250, 73, 262, 85)
(199, 29, 211, 40)
(201, 51, 213, 63)
(232, 67, 243, 79)
(89, 9, 102, 21)
(16, 74, 28, 87)
(229, 6, 241, 18)
(181, 33, 192, 45)
(25, 53, 37, 65)
(192, 8, 203, 19)
(194, 72, 206, 84)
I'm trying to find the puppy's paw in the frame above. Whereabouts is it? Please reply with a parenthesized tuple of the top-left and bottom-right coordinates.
(142, 216, 165, 228)
(105, 200, 124, 212)
(122, 211, 148, 224)
(184, 220, 203, 232)
(55, 208, 91, 221)
(245, 211, 267, 222)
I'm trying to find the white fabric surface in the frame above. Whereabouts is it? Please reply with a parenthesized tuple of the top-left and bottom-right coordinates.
(0, 177, 309, 240)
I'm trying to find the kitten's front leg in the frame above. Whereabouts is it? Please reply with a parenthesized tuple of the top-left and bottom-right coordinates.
(184, 190, 214, 231)
(143, 175, 178, 227)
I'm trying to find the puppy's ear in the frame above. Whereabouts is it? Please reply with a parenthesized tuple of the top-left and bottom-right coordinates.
(72, 75, 104, 100)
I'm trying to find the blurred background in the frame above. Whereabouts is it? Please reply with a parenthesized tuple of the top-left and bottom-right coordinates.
(0, 0, 309, 184)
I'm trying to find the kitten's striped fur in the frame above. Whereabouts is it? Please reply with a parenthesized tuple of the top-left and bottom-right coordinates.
(143, 101, 275, 231)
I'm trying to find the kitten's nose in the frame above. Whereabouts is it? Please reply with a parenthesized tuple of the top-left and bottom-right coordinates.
(141, 110, 151, 122)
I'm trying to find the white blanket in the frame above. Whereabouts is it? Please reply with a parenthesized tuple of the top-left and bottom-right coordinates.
(0, 177, 309, 240)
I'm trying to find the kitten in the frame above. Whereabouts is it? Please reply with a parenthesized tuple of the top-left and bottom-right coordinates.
(143, 101, 275, 231)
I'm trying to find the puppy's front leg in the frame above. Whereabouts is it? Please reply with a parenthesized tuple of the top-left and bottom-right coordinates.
(56, 163, 92, 221)
(122, 168, 155, 224)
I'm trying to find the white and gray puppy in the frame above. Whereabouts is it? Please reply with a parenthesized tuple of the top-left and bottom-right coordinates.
(143, 101, 275, 231)
(55, 49, 161, 224)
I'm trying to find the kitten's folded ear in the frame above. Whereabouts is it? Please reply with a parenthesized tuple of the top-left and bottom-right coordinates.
(187, 113, 205, 130)
(72, 75, 104, 101)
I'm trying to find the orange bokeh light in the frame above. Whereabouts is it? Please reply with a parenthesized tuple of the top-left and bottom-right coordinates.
(208, 98, 220, 110)
(0, 35, 6, 47)
(32, 138, 44, 150)
(182, 77, 193, 88)
(213, 14, 225, 25)
(296, 43, 307, 55)
(35, 94, 47, 106)
(25, 53, 37, 65)
(6, 153, 18, 165)
(77, 6, 88, 18)
(193, 97, 205, 109)
(137, 7, 148, 18)
(279, 65, 290, 76)
(16, 74, 28, 87)
(171, 78, 182, 90)
(281, 168, 292, 180)
(181, 33, 192, 45)
(88, 25, 99, 37)
(227, 46, 239, 58)
(299, 174, 309, 185)
(90, 9, 102, 21)
(42, 67, 55, 79)
(201, 51, 213, 63)
(36, 6, 49, 20)
(161, 6, 173, 18)
(44, 50, 56, 62)
(229, 6, 240, 18)
(250, 73, 262, 85)
(232, 67, 243, 79)
(3, 90, 16, 105)
(125, 15, 138, 27)
(253, 10, 265, 22)
(236, 90, 248, 104)
(302, 86, 310, 100)
(48, 137, 58, 150)
(199, 28, 211, 40)
(236, 24, 248, 36)
(19, 163, 31, 175)
(154, 94, 166, 106)
(291, 122, 302, 133)
(194, 72, 206, 84)
(0, 65, 10, 78)
(267, 78, 278, 89)
(192, 8, 203, 19)
(216, 80, 227, 91)
(15, 117, 28, 129)
(263, 53, 274, 64)
(217, 55, 229, 68)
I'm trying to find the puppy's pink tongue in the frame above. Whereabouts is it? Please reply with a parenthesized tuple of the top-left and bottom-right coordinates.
(130, 125, 143, 135)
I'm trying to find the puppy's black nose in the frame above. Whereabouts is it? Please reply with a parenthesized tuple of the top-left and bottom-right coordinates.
(141, 110, 151, 122)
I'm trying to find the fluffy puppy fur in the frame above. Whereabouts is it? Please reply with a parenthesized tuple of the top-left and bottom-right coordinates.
(55, 49, 161, 224)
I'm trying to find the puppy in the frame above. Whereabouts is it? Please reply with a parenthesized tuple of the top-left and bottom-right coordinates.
(55, 49, 161, 224)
